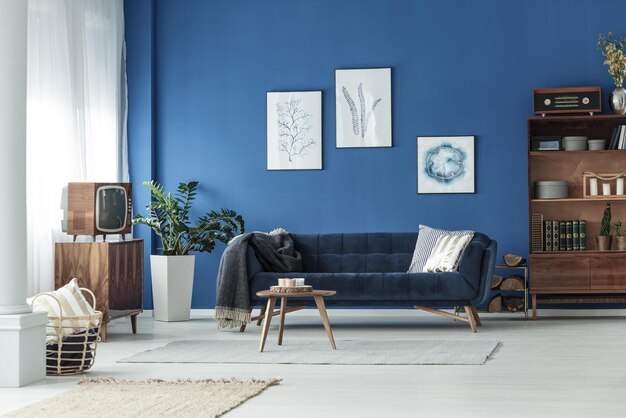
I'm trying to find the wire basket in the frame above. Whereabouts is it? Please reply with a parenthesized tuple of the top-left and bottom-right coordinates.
(30, 288, 103, 376)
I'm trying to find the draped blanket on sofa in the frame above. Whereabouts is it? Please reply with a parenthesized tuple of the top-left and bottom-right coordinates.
(215, 232, 302, 329)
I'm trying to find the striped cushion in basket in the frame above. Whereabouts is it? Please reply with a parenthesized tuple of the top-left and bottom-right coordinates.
(407, 224, 474, 273)
(27, 278, 97, 343)
(423, 233, 474, 272)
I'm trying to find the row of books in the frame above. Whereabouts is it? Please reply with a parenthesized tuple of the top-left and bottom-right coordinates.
(544, 220, 587, 251)
(608, 125, 626, 150)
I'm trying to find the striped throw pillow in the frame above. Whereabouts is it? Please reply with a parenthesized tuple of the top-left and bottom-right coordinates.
(423, 234, 474, 272)
(28, 278, 97, 342)
(407, 225, 474, 273)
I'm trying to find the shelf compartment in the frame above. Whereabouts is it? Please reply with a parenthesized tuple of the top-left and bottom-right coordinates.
(531, 197, 626, 202)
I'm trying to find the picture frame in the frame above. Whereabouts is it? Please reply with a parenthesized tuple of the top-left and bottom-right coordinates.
(417, 136, 475, 194)
(335, 68, 392, 148)
(267, 91, 322, 170)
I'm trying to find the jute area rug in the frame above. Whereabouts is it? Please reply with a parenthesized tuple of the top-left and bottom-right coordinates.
(119, 339, 500, 365)
(4, 378, 280, 418)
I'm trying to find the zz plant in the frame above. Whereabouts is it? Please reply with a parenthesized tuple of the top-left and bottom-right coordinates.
(132, 181, 244, 255)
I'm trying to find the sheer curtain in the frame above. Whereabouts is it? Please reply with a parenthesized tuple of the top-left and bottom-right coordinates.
(26, 0, 128, 296)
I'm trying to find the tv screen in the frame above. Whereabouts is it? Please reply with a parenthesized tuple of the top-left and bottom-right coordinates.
(96, 186, 127, 232)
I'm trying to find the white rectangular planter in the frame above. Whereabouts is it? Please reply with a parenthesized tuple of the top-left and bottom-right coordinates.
(150, 255, 195, 322)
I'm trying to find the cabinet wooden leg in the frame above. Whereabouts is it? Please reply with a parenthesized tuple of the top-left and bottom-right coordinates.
(278, 297, 287, 345)
(313, 296, 336, 349)
(259, 297, 276, 352)
(131, 314, 138, 334)
(100, 323, 108, 342)
(532, 294, 537, 320)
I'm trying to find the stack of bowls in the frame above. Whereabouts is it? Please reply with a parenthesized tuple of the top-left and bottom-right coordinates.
(588, 139, 606, 150)
(562, 136, 588, 151)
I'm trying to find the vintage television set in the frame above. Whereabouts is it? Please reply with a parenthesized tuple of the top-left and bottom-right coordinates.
(67, 182, 132, 240)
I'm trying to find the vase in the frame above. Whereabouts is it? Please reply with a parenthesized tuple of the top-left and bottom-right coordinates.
(596, 235, 612, 251)
(150, 255, 195, 321)
(617, 236, 626, 251)
(609, 86, 626, 115)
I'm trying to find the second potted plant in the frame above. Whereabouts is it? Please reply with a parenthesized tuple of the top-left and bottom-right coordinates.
(614, 220, 626, 250)
(597, 203, 612, 251)
(133, 181, 244, 322)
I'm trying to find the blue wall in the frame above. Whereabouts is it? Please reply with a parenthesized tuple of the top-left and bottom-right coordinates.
(125, 0, 626, 309)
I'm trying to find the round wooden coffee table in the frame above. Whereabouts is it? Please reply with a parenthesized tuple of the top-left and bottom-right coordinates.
(255, 289, 336, 352)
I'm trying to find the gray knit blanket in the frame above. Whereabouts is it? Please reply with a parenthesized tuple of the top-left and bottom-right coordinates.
(215, 232, 302, 329)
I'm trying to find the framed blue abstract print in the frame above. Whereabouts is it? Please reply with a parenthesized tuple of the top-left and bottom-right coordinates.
(417, 136, 475, 194)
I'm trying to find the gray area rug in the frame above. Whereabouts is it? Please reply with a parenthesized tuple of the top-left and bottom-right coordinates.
(119, 340, 500, 365)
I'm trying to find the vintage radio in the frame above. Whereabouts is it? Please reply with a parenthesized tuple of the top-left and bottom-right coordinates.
(533, 86, 601, 116)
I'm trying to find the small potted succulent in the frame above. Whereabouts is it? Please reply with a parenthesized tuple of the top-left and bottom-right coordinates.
(614, 220, 626, 250)
(597, 203, 612, 250)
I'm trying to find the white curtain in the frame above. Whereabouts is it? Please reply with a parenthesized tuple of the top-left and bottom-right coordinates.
(26, 0, 128, 296)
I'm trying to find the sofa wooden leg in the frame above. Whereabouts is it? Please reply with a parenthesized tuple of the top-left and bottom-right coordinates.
(469, 306, 481, 326)
(464, 306, 478, 333)
(414, 305, 479, 333)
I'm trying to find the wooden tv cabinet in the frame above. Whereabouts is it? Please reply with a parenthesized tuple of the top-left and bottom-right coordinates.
(528, 115, 626, 318)
(55, 239, 144, 341)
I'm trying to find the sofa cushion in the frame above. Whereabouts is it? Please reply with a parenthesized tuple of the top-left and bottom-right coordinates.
(250, 272, 478, 302)
(407, 225, 474, 273)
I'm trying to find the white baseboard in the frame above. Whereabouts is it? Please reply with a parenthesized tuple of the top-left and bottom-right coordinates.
(136, 307, 626, 319)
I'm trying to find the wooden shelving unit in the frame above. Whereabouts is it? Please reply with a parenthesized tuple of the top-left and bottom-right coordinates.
(528, 114, 626, 319)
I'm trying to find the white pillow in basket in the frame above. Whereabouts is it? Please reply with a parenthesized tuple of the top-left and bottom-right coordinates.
(27, 278, 97, 343)
(423, 233, 474, 273)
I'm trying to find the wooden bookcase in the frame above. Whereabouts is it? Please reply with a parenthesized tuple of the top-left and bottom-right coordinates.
(55, 239, 144, 341)
(528, 115, 626, 319)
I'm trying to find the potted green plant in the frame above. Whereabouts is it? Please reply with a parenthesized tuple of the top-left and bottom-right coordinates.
(614, 220, 626, 250)
(598, 32, 626, 114)
(133, 181, 244, 322)
(597, 203, 612, 251)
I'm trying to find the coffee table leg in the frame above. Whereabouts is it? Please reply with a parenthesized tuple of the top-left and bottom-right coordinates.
(259, 297, 276, 352)
(278, 297, 287, 345)
(313, 295, 336, 350)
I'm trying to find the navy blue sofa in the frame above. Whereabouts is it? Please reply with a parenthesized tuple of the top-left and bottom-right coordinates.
(247, 232, 497, 332)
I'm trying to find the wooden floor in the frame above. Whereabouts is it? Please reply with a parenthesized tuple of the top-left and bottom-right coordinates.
(1, 309, 625, 417)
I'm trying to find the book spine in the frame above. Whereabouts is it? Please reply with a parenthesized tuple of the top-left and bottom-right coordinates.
(566, 220, 573, 251)
(573, 220, 580, 251)
(544, 221, 552, 251)
(560, 220, 567, 250)
(552, 220, 560, 251)
(580, 220, 586, 251)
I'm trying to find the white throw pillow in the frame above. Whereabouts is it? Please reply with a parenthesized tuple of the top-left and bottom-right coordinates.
(423, 233, 474, 272)
(407, 225, 474, 273)
(27, 278, 97, 342)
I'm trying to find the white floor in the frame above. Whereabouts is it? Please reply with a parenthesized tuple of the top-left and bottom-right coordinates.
(1, 309, 626, 417)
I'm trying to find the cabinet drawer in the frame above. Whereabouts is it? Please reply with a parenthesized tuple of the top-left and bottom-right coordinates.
(590, 255, 626, 290)
(530, 255, 589, 290)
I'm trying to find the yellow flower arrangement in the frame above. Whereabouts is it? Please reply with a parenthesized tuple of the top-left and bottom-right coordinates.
(598, 32, 626, 87)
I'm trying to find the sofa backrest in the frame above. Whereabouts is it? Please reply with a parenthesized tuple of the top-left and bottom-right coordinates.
(291, 232, 491, 274)
(291, 233, 417, 273)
